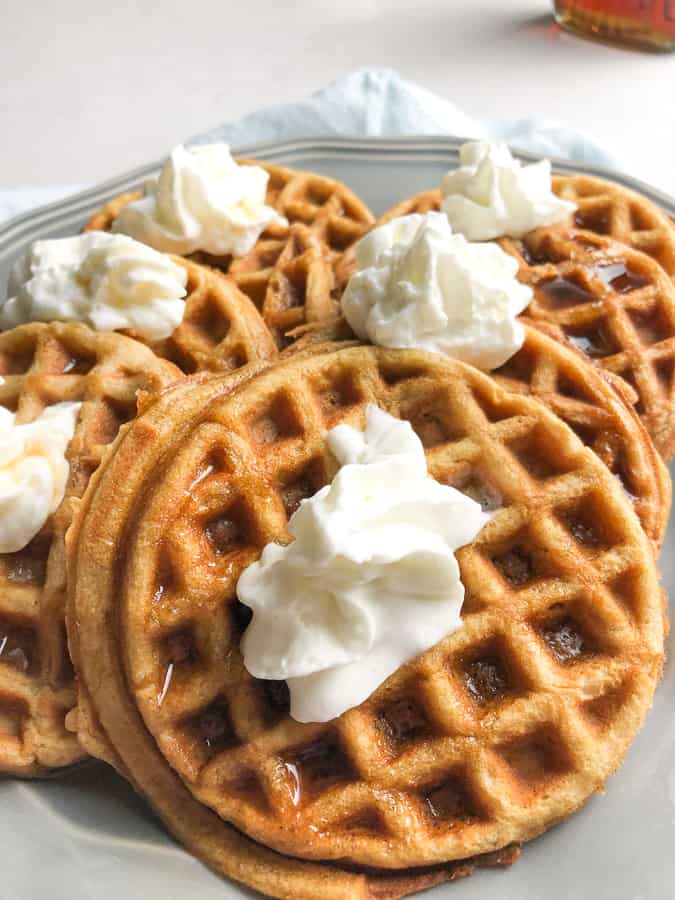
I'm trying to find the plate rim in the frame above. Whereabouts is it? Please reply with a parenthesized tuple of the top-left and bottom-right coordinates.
(1, 135, 673, 247)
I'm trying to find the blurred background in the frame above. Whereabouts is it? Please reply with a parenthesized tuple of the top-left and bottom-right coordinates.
(1, 0, 674, 191)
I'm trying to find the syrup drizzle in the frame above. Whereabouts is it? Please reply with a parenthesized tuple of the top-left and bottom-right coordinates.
(592, 262, 649, 294)
(187, 463, 214, 494)
(536, 276, 597, 310)
(157, 662, 174, 706)
(567, 325, 615, 359)
(284, 761, 302, 806)
(574, 209, 610, 234)
(0, 625, 34, 673)
(282, 736, 355, 807)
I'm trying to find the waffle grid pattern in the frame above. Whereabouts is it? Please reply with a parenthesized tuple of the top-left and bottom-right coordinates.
(505, 228, 675, 457)
(247, 160, 375, 259)
(226, 225, 337, 347)
(0, 322, 178, 775)
(494, 321, 669, 549)
(149, 258, 277, 373)
(117, 348, 661, 868)
(377, 176, 675, 286)
(552, 174, 675, 280)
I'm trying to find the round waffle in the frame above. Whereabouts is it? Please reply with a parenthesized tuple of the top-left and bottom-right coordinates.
(67, 362, 520, 899)
(0, 321, 180, 776)
(68, 344, 663, 883)
(84, 159, 374, 347)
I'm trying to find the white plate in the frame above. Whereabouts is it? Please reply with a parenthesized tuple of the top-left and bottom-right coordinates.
(1, 137, 674, 900)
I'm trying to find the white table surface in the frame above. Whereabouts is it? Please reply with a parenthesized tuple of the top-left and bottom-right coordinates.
(1, 0, 674, 195)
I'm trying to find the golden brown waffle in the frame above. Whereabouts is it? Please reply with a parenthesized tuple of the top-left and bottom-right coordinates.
(0, 322, 180, 776)
(68, 344, 663, 889)
(500, 227, 675, 459)
(552, 174, 675, 280)
(66, 363, 520, 899)
(141, 257, 277, 373)
(283, 318, 671, 552)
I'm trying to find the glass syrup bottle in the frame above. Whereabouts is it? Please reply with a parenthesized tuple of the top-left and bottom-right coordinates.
(554, 0, 675, 50)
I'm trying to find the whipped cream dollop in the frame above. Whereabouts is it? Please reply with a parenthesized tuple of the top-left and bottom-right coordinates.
(0, 402, 81, 553)
(113, 144, 287, 257)
(238, 405, 490, 723)
(341, 212, 532, 370)
(3, 232, 188, 341)
(441, 141, 576, 240)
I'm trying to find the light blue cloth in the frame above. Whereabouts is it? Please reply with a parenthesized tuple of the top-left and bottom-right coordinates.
(0, 68, 620, 226)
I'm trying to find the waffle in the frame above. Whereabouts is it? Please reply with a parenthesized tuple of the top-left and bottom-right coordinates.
(67, 343, 663, 891)
(284, 318, 671, 552)
(0, 321, 180, 776)
(141, 257, 278, 373)
(66, 361, 521, 899)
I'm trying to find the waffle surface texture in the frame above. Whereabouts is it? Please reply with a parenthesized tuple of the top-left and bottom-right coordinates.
(139, 257, 277, 374)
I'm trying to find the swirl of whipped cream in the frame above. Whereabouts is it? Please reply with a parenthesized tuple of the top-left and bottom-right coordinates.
(341, 212, 532, 371)
(3, 232, 188, 341)
(0, 402, 81, 553)
(441, 141, 576, 240)
(238, 405, 491, 723)
(112, 144, 287, 257)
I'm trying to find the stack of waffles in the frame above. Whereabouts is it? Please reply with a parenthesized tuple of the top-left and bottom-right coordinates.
(1, 147, 673, 900)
